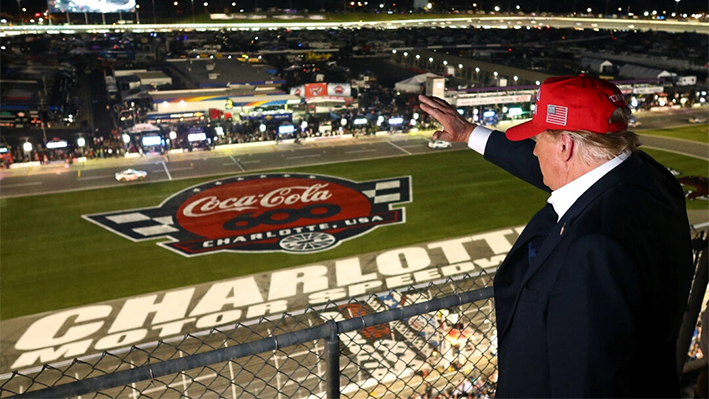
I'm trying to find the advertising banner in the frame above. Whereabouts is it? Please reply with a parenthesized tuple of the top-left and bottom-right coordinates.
(304, 83, 328, 98)
(327, 83, 351, 97)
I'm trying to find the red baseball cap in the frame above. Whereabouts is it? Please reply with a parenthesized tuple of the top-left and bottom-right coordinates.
(506, 75, 630, 141)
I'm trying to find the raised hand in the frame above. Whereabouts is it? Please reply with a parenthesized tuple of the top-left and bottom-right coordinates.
(418, 94, 477, 143)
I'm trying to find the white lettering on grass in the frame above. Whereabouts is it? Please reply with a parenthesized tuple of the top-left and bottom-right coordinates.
(471, 229, 515, 254)
(246, 300, 288, 319)
(440, 262, 477, 276)
(308, 288, 348, 304)
(428, 237, 473, 263)
(189, 277, 263, 317)
(153, 318, 196, 337)
(95, 329, 148, 350)
(15, 306, 112, 350)
(11, 339, 93, 369)
(196, 309, 242, 329)
(268, 265, 329, 301)
(376, 247, 430, 276)
(108, 288, 194, 334)
(385, 274, 415, 289)
(336, 257, 376, 287)
(475, 254, 507, 269)
(347, 280, 383, 297)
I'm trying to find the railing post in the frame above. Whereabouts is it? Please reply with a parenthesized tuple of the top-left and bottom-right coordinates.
(325, 319, 340, 399)
(677, 233, 708, 375)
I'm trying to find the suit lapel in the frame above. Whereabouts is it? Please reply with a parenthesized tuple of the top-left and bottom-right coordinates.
(497, 152, 645, 338)
(496, 203, 557, 337)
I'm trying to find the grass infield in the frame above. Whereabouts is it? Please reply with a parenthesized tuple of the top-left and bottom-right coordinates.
(1, 148, 707, 320)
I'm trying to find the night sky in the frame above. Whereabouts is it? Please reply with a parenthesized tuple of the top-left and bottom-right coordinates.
(5, 0, 707, 17)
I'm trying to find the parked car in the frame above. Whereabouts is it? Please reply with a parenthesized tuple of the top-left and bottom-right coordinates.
(428, 139, 452, 149)
(115, 169, 147, 182)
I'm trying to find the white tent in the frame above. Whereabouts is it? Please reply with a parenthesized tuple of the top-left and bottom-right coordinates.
(394, 73, 442, 93)
(580, 57, 614, 74)
(618, 64, 675, 80)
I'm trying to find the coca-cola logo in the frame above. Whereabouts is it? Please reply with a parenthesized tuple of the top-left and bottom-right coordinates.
(84, 173, 411, 256)
(294, 88, 301, 96)
(311, 87, 323, 96)
(334, 85, 344, 94)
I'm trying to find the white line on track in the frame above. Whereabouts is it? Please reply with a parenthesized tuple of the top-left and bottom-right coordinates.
(168, 167, 194, 171)
(345, 149, 377, 154)
(229, 155, 245, 172)
(241, 160, 261, 164)
(77, 175, 114, 181)
(161, 162, 173, 180)
(0, 181, 43, 188)
(387, 140, 412, 155)
(287, 154, 322, 160)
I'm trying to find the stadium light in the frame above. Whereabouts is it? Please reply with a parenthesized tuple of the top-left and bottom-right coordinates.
(22, 141, 32, 152)
(77, 137, 86, 147)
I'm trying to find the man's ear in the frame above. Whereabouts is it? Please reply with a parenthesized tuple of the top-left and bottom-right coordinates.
(558, 133, 575, 162)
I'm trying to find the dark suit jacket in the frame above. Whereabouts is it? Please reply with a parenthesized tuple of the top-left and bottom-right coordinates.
(484, 131, 694, 397)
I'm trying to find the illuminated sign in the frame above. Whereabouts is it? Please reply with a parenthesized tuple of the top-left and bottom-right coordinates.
(142, 136, 162, 146)
(353, 118, 368, 125)
(507, 107, 523, 117)
(388, 117, 404, 125)
(188, 133, 207, 142)
(278, 125, 295, 134)
(456, 94, 532, 107)
(46, 141, 68, 149)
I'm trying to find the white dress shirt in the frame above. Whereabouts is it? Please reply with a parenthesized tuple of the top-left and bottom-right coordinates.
(467, 126, 629, 221)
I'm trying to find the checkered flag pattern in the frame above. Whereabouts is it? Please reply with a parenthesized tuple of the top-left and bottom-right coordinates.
(85, 209, 181, 241)
(360, 177, 411, 205)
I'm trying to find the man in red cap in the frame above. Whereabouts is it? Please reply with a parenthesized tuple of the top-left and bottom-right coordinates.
(419, 75, 694, 397)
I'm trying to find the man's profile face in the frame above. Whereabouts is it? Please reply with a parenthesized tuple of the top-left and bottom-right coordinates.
(532, 131, 565, 191)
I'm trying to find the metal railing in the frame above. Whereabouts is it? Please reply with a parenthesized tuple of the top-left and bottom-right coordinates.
(2, 229, 706, 399)
(1, 273, 499, 399)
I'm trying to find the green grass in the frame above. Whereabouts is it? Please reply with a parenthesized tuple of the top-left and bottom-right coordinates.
(642, 125, 709, 144)
(1, 149, 707, 320)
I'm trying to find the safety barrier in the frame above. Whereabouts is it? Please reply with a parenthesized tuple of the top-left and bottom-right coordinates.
(1, 273, 499, 398)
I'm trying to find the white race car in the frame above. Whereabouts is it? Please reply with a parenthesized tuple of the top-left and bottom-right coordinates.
(688, 117, 707, 124)
(115, 169, 147, 182)
(428, 140, 452, 149)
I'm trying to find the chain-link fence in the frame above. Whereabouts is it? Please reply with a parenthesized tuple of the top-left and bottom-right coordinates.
(2, 228, 707, 399)
(1, 272, 498, 399)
